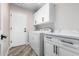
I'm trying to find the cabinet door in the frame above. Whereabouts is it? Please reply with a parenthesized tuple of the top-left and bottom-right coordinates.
(34, 13, 38, 25)
(34, 10, 42, 25)
(59, 47, 78, 56)
(33, 14, 36, 25)
(34, 3, 55, 25)
(40, 4, 49, 23)
(34, 4, 49, 25)
(43, 4, 49, 23)
(44, 40, 55, 56)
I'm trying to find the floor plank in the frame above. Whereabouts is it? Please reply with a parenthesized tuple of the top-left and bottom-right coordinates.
(8, 44, 36, 56)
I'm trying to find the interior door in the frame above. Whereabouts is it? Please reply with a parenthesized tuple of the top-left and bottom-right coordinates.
(10, 11, 28, 47)
(0, 3, 10, 56)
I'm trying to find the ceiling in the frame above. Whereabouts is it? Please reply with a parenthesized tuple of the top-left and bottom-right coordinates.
(11, 3, 45, 13)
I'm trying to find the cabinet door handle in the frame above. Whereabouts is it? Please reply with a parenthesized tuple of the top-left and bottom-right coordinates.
(24, 28, 26, 32)
(42, 17, 44, 22)
(61, 40, 73, 45)
(35, 20, 36, 24)
(53, 45, 58, 55)
(53, 45, 55, 54)
(46, 37, 52, 39)
(56, 45, 58, 55)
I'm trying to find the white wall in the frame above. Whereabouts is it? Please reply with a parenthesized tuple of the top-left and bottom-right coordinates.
(55, 3, 79, 33)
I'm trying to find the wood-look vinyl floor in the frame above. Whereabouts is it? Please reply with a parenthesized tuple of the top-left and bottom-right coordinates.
(8, 44, 36, 56)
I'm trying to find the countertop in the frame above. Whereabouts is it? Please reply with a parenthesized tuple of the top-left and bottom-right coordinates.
(44, 32, 79, 40)
(32, 31, 79, 39)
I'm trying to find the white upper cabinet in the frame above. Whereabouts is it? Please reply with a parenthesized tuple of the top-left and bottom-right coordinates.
(33, 3, 55, 25)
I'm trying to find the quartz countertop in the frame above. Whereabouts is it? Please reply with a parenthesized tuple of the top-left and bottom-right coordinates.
(32, 30, 79, 39)
(44, 31, 79, 40)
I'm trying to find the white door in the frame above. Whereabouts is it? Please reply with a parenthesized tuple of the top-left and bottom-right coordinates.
(0, 4, 10, 56)
(10, 11, 28, 47)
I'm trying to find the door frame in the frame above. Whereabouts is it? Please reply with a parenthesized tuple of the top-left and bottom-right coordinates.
(0, 3, 10, 56)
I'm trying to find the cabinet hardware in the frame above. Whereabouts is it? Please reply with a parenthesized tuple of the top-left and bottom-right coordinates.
(10, 27, 12, 30)
(46, 36, 52, 39)
(24, 28, 26, 32)
(35, 20, 36, 24)
(61, 40, 73, 45)
(56, 45, 58, 55)
(10, 13, 12, 16)
(10, 41, 12, 43)
(42, 17, 44, 22)
(53, 45, 56, 54)
(53, 45, 59, 55)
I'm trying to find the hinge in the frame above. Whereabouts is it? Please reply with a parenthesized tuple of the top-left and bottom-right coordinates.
(10, 41, 12, 43)
(10, 13, 12, 16)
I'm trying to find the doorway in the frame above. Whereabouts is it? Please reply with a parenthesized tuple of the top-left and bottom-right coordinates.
(10, 11, 28, 47)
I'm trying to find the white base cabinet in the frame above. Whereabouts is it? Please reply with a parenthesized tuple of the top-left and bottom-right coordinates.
(44, 35, 58, 56)
(44, 34, 79, 56)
